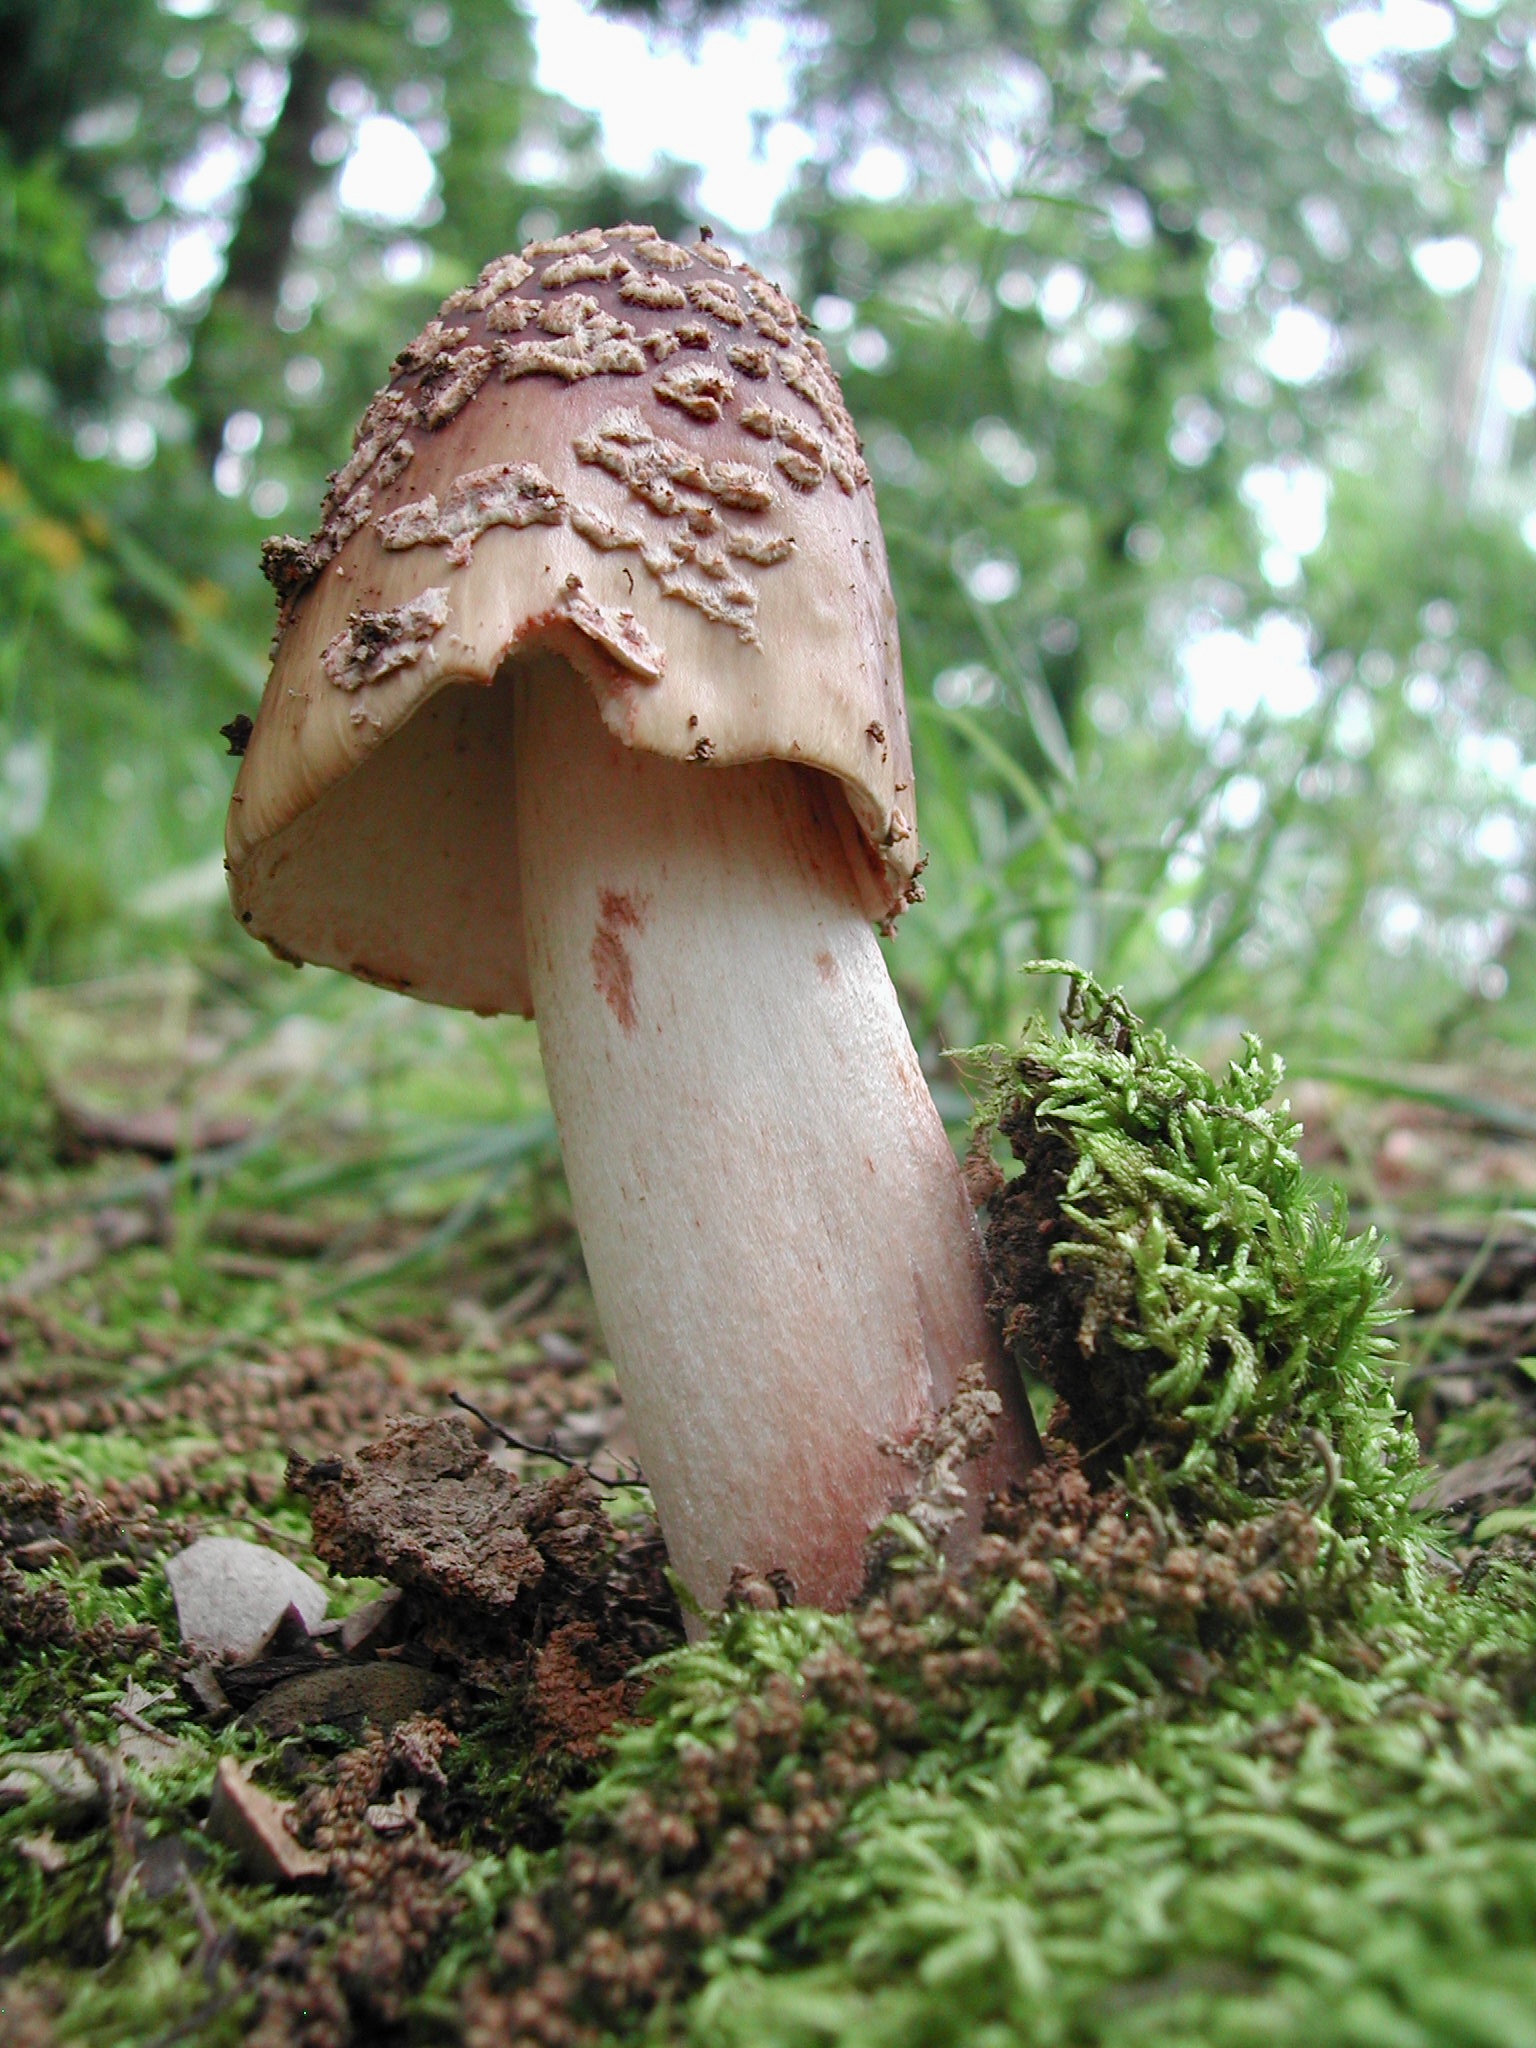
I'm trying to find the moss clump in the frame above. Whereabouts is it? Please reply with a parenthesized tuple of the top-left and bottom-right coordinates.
(973, 963, 1417, 1542)
(246, 1719, 471, 2048)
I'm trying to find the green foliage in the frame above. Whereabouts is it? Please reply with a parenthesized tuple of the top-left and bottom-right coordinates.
(749, 0, 1536, 1057)
(972, 963, 1416, 1536)
(0, 0, 697, 985)
(0, 0, 1533, 1058)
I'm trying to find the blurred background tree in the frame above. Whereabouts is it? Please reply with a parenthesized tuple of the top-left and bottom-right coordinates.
(3, 0, 1535, 1074)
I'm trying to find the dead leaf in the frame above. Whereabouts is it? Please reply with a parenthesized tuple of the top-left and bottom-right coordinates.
(181, 1664, 233, 1722)
(339, 1587, 405, 1656)
(56, 1099, 252, 1161)
(0, 1732, 191, 1814)
(240, 1660, 448, 1739)
(165, 1535, 329, 1664)
(206, 1758, 328, 1885)
(0, 1751, 97, 1811)
(1414, 1437, 1536, 1514)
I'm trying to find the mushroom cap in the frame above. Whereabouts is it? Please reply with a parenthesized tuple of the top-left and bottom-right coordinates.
(225, 225, 918, 1016)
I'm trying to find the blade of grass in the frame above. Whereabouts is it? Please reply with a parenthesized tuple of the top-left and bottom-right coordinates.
(911, 699, 1075, 860)
(959, 589, 1078, 786)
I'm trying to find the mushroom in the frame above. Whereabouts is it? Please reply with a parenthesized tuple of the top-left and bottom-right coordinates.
(225, 224, 1039, 1611)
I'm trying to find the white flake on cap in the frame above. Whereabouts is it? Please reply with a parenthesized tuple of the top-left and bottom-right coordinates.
(567, 407, 792, 641)
(620, 272, 688, 310)
(525, 228, 606, 258)
(740, 402, 833, 491)
(485, 296, 541, 333)
(320, 585, 450, 690)
(726, 343, 773, 380)
(642, 533, 760, 641)
(724, 528, 795, 566)
(569, 502, 646, 552)
(330, 388, 417, 502)
(684, 277, 747, 327)
(653, 362, 735, 422)
(498, 301, 647, 382)
(443, 251, 534, 313)
(775, 345, 870, 492)
(379, 462, 565, 566)
(537, 294, 603, 336)
(540, 249, 634, 290)
(393, 321, 468, 373)
(557, 574, 665, 681)
(419, 343, 496, 427)
(574, 406, 775, 514)
(632, 237, 692, 269)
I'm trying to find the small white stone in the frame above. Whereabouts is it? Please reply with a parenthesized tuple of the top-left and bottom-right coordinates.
(164, 1536, 329, 1665)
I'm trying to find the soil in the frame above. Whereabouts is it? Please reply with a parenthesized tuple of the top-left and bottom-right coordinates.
(983, 1077, 1141, 1473)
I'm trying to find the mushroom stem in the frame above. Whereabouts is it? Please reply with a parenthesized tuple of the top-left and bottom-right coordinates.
(513, 653, 1037, 1612)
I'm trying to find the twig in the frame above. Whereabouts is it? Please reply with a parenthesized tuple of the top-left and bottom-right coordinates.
(491, 1264, 566, 1331)
(448, 1390, 644, 1490)
(1078, 1419, 1135, 1465)
(1305, 1427, 1341, 1514)
(111, 1701, 182, 1748)
(65, 1720, 135, 1954)
(180, 1864, 229, 1984)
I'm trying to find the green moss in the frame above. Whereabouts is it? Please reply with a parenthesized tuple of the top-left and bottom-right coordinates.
(684, 1559, 1536, 2048)
(972, 963, 1417, 1544)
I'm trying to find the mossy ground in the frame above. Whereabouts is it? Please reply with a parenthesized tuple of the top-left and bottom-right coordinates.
(4, 964, 1536, 2047)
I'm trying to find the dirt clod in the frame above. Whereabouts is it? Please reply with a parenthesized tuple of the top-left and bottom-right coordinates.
(983, 1096, 1114, 1452)
(289, 1414, 681, 1726)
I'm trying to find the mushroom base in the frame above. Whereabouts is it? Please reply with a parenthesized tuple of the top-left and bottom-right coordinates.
(513, 652, 1037, 1612)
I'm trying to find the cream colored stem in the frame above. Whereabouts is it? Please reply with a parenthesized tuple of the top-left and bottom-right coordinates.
(513, 652, 1035, 1611)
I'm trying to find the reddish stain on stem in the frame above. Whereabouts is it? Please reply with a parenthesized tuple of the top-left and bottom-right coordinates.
(591, 888, 650, 1031)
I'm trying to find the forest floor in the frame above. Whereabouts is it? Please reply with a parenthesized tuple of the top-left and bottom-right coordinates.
(3, 962, 1536, 2047)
